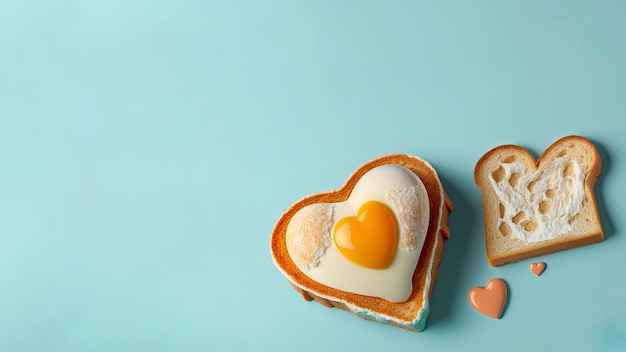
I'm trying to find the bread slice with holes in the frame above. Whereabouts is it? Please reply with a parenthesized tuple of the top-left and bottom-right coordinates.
(270, 154, 452, 331)
(474, 135, 603, 266)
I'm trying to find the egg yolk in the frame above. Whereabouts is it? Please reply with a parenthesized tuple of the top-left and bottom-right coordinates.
(333, 201, 398, 269)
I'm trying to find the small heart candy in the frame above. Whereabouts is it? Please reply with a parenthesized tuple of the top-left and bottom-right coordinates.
(530, 262, 546, 276)
(468, 278, 507, 319)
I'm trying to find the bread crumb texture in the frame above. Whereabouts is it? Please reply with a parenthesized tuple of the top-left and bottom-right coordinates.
(286, 203, 334, 271)
(489, 156, 585, 243)
(387, 185, 430, 251)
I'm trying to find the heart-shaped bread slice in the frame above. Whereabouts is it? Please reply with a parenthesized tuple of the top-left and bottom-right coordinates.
(474, 136, 603, 266)
(270, 154, 452, 331)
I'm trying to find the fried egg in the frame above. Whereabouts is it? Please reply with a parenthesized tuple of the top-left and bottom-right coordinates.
(285, 165, 430, 302)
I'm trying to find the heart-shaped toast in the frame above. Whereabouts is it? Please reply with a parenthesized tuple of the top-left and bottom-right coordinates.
(270, 154, 452, 331)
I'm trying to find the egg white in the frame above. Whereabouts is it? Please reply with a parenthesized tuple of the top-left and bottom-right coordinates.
(301, 165, 429, 302)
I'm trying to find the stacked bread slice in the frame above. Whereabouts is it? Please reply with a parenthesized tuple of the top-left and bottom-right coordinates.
(271, 154, 452, 331)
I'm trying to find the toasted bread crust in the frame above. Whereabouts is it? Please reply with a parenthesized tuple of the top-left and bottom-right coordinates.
(474, 136, 603, 266)
(270, 154, 452, 331)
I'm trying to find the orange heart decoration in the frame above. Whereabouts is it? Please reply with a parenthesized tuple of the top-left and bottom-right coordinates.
(468, 278, 507, 319)
(334, 201, 398, 269)
(530, 262, 546, 276)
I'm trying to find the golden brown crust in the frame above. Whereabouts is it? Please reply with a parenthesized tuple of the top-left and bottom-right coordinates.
(270, 154, 452, 330)
(474, 135, 604, 266)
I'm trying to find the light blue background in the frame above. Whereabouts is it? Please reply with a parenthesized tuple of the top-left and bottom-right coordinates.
(1, 1, 625, 351)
